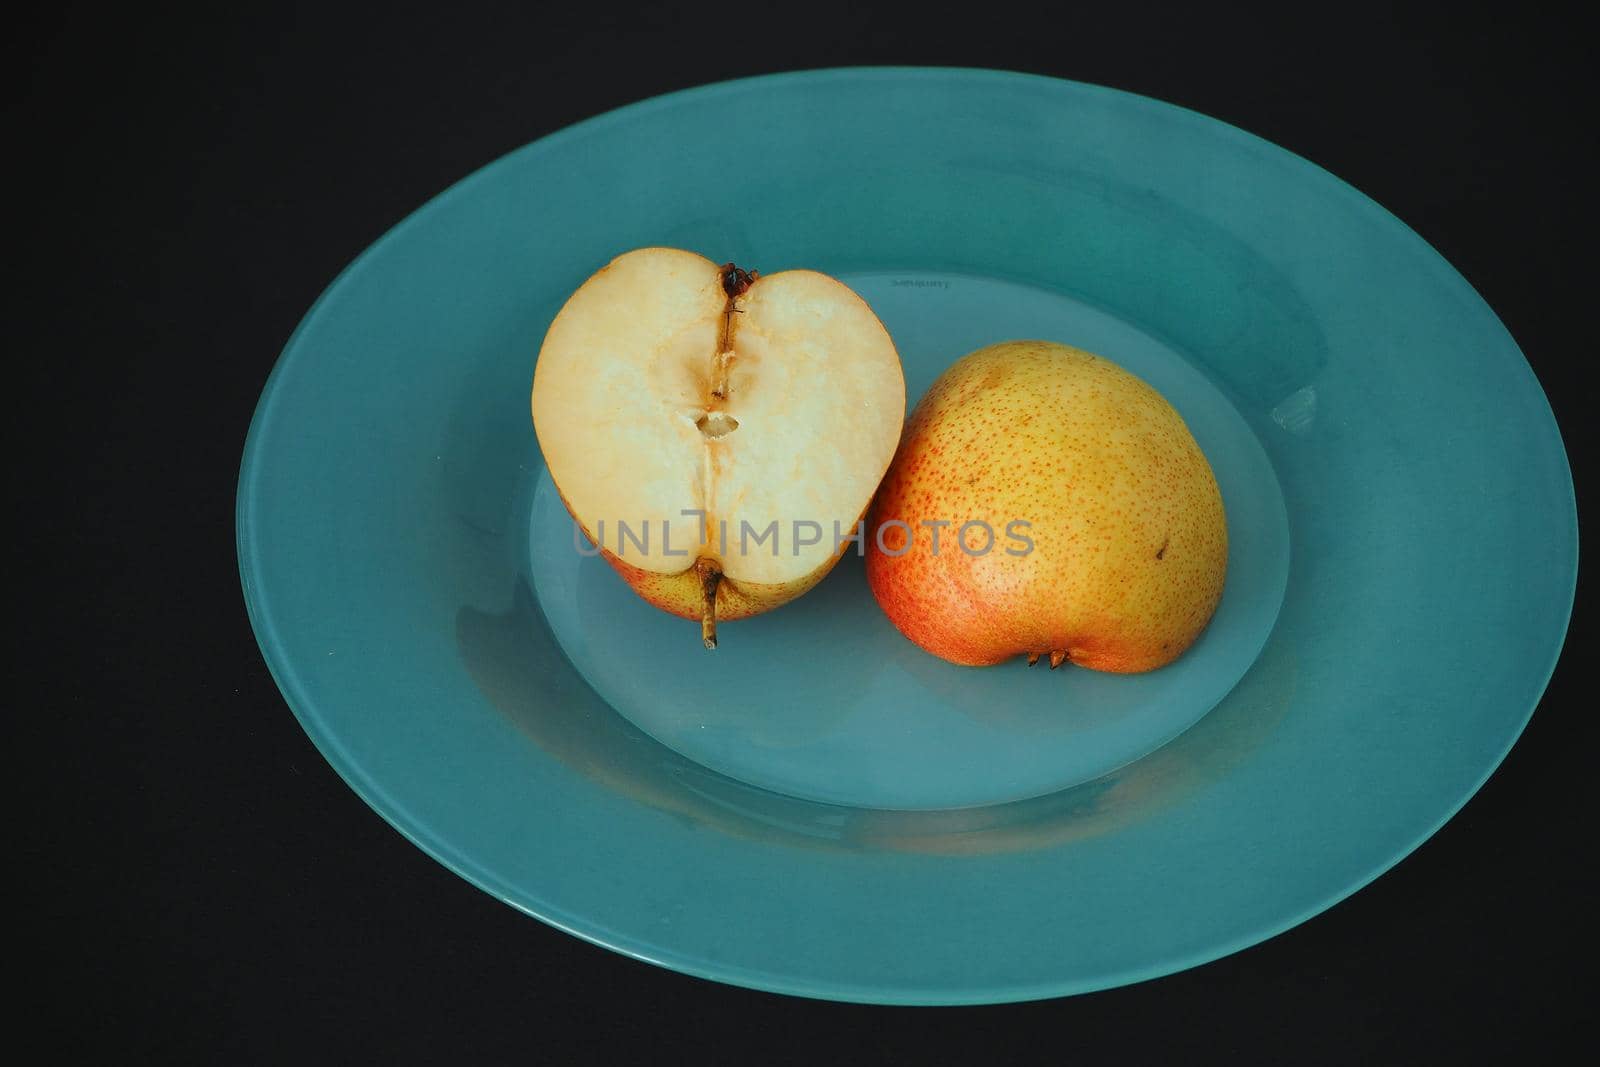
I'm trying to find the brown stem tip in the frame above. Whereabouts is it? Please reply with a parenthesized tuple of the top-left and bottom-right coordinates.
(718, 262, 759, 299)
(1026, 652, 1041, 667)
(1049, 650, 1068, 670)
(696, 558, 722, 650)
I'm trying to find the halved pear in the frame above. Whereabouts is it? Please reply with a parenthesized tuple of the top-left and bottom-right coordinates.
(532, 247, 904, 647)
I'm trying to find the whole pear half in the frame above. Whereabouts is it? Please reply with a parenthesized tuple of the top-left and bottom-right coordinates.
(532, 247, 905, 647)
(867, 340, 1227, 673)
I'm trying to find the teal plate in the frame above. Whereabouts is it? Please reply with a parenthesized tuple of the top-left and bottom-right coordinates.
(237, 69, 1577, 1003)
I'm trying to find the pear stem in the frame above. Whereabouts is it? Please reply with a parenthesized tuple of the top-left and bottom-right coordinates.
(711, 262, 757, 402)
(697, 558, 722, 650)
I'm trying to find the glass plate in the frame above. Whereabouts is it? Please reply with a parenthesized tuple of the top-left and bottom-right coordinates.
(237, 69, 1576, 1003)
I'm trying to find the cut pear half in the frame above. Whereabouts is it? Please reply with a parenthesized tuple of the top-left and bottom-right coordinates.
(531, 247, 905, 645)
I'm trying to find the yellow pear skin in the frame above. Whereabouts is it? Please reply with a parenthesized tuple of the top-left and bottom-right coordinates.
(867, 341, 1227, 673)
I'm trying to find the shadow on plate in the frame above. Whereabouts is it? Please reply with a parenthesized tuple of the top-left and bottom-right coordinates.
(456, 579, 1295, 856)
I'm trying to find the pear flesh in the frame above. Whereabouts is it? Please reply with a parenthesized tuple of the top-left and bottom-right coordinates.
(532, 247, 904, 646)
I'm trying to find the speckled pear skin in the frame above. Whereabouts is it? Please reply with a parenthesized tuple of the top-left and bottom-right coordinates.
(866, 341, 1228, 673)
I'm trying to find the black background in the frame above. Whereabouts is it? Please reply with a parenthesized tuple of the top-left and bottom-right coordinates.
(19, 3, 1590, 1063)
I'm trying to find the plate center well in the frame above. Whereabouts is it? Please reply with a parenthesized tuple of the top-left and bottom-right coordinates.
(528, 271, 1290, 810)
